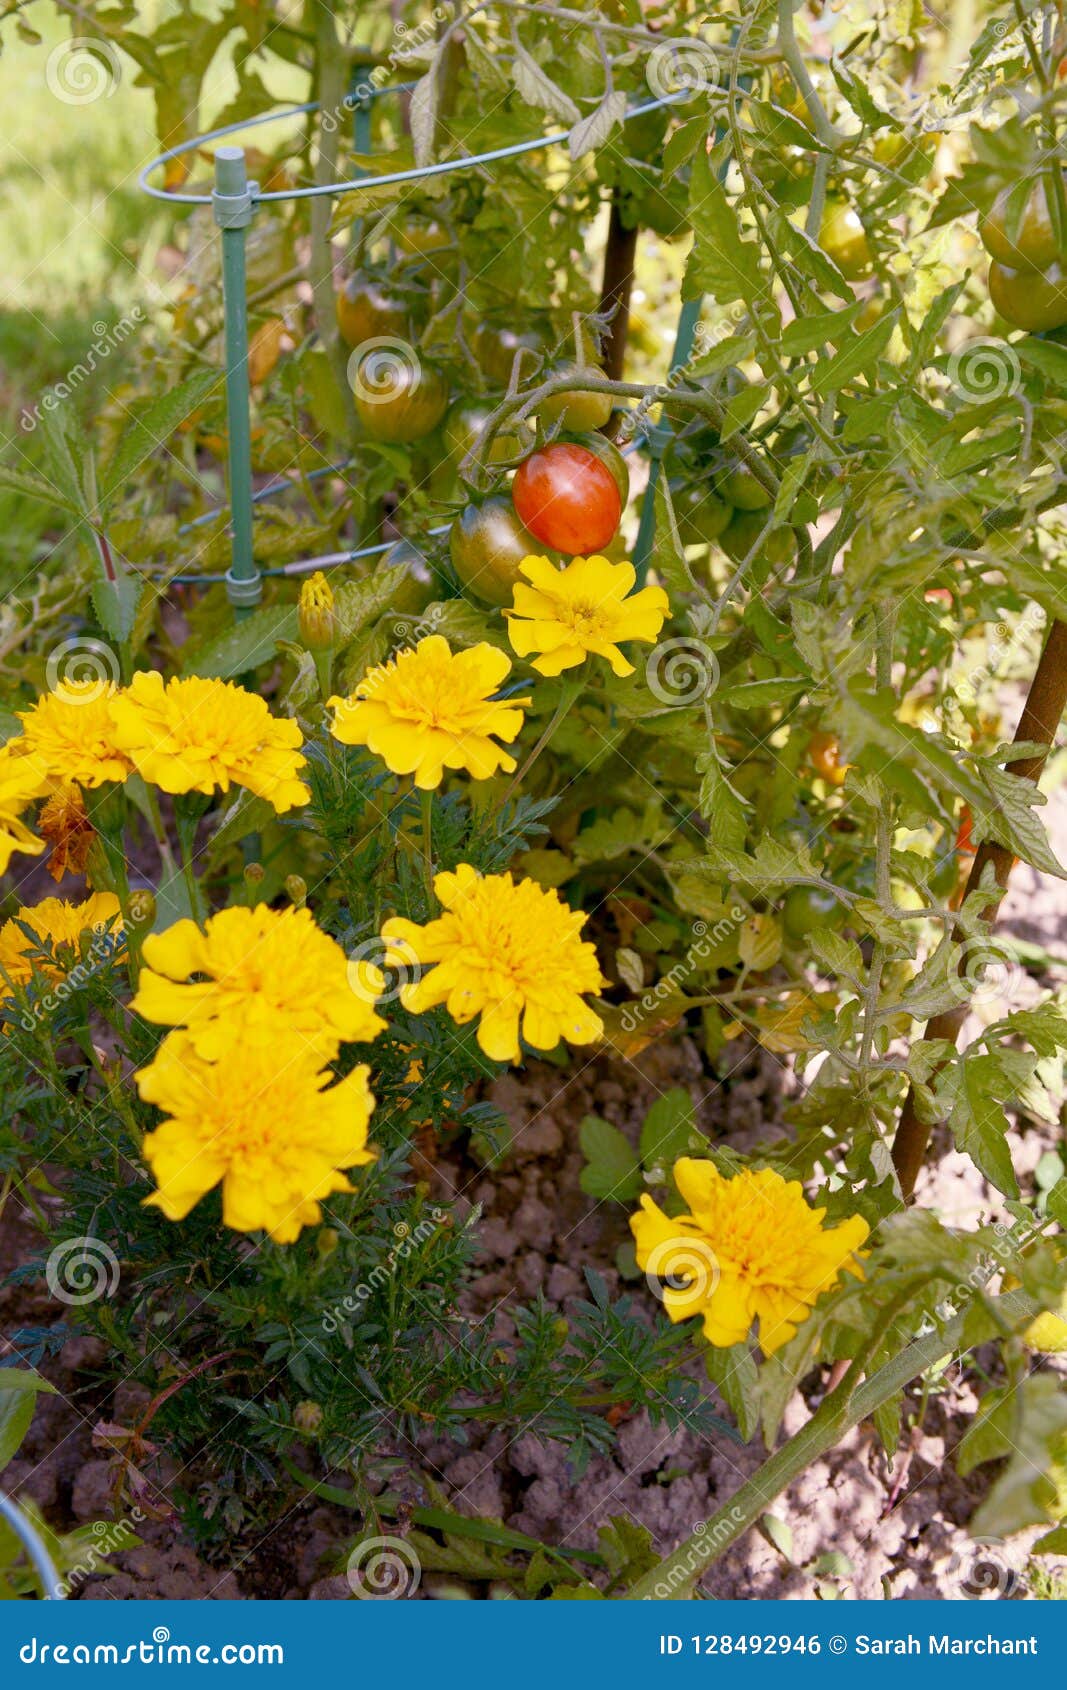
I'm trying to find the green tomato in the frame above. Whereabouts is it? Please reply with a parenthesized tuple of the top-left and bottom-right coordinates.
(819, 197, 873, 280)
(989, 259, 1067, 332)
(443, 404, 526, 466)
(472, 319, 547, 386)
(718, 464, 772, 511)
(980, 178, 1065, 269)
(673, 483, 732, 545)
(336, 275, 413, 349)
(719, 511, 795, 566)
(538, 367, 614, 433)
(352, 356, 449, 443)
(449, 495, 545, 608)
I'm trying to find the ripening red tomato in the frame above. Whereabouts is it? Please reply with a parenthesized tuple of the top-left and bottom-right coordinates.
(512, 442, 622, 554)
(807, 730, 849, 786)
(956, 805, 976, 855)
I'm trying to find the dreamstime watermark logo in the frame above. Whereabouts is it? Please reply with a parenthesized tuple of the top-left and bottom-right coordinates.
(618, 308, 747, 444)
(621, 912, 744, 1034)
(348, 338, 422, 405)
(346, 933, 420, 1007)
(944, 1536, 1019, 1598)
(956, 602, 1045, 704)
(346, 1534, 422, 1599)
(947, 934, 1028, 1012)
(321, 4, 454, 132)
(52, 1511, 144, 1599)
(45, 637, 121, 700)
(644, 1234, 720, 1307)
(322, 1210, 449, 1333)
(393, 601, 445, 645)
(20, 309, 144, 432)
(45, 1236, 120, 1306)
(646, 636, 719, 706)
(12, 921, 126, 1032)
(918, 1214, 1028, 1333)
(641, 1508, 746, 1599)
(947, 338, 1022, 404)
(646, 37, 719, 100)
(45, 38, 121, 105)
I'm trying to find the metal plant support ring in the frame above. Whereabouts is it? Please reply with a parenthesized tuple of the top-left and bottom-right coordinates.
(0, 1490, 64, 1599)
(138, 85, 696, 617)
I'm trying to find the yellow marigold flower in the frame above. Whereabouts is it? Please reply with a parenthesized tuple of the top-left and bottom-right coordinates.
(0, 745, 48, 876)
(328, 635, 529, 789)
(298, 571, 336, 650)
(108, 672, 309, 812)
(38, 784, 95, 882)
(15, 680, 132, 789)
(136, 1031, 376, 1243)
(381, 862, 606, 1064)
(0, 893, 123, 992)
(505, 554, 669, 677)
(631, 1157, 869, 1355)
(131, 905, 386, 1059)
(1003, 1276, 1067, 1354)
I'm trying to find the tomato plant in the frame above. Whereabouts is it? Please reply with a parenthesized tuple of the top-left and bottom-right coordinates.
(4, 0, 1067, 1614)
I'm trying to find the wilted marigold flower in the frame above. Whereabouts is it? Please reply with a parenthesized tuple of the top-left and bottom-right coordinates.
(135, 1031, 377, 1243)
(16, 680, 132, 788)
(298, 571, 336, 650)
(328, 635, 529, 789)
(37, 784, 94, 882)
(506, 555, 669, 677)
(381, 863, 606, 1063)
(0, 892, 123, 992)
(631, 1157, 869, 1354)
(108, 672, 309, 812)
(0, 745, 48, 876)
(131, 905, 386, 1059)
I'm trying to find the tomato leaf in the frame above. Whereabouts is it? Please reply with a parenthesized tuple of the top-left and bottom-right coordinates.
(683, 148, 762, 305)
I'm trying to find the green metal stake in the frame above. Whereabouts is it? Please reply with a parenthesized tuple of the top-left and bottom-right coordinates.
(212, 147, 262, 622)
(632, 295, 703, 584)
(352, 80, 372, 155)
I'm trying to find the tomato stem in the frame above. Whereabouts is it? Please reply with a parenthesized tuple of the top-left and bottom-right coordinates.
(891, 615, 1067, 1199)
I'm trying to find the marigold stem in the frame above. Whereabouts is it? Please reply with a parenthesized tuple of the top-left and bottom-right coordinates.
(627, 1288, 1038, 1599)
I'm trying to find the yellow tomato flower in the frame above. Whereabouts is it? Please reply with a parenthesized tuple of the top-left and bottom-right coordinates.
(631, 1157, 869, 1354)
(0, 893, 123, 992)
(15, 680, 132, 789)
(328, 635, 529, 790)
(108, 672, 309, 812)
(0, 745, 48, 876)
(505, 554, 669, 677)
(381, 862, 606, 1063)
(136, 1031, 377, 1244)
(131, 905, 386, 1059)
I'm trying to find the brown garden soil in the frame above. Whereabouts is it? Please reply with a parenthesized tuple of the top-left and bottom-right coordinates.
(2, 792, 1066, 1603)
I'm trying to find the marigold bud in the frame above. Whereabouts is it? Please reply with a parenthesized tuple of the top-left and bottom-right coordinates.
(293, 1400, 323, 1433)
(316, 1227, 340, 1257)
(126, 889, 157, 929)
(243, 861, 266, 889)
(285, 874, 307, 908)
(298, 570, 336, 650)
